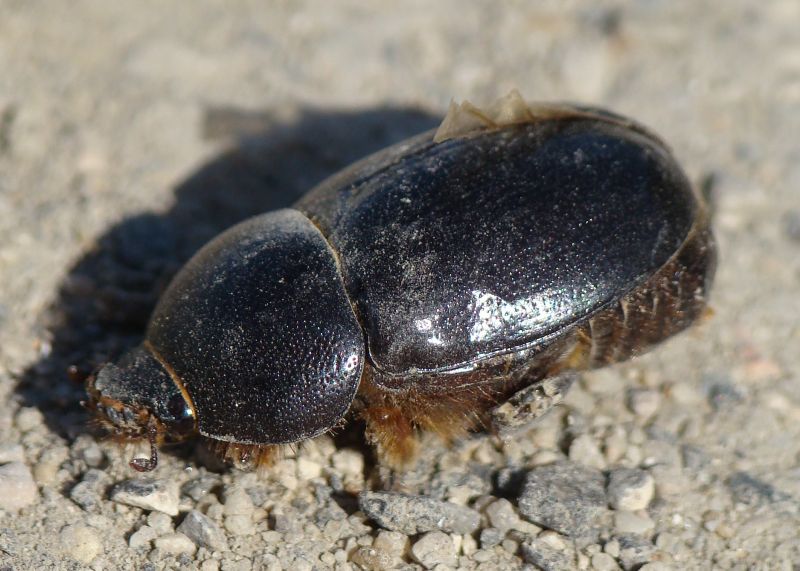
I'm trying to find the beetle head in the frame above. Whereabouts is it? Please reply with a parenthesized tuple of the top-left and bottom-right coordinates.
(85, 344, 196, 471)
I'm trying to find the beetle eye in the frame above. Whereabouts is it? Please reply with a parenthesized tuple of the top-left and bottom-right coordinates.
(165, 393, 195, 435)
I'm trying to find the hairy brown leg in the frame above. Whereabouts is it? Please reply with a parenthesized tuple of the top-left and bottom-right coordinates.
(361, 404, 419, 469)
(356, 366, 517, 469)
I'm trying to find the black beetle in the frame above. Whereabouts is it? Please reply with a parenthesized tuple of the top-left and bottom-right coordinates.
(86, 92, 716, 471)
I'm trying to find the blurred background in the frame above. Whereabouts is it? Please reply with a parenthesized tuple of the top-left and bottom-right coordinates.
(0, 1, 798, 569)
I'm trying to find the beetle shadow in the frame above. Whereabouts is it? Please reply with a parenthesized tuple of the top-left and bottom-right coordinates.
(15, 105, 441, 464)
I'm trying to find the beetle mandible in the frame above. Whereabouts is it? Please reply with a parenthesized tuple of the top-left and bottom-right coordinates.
(86, 91, 716, 471)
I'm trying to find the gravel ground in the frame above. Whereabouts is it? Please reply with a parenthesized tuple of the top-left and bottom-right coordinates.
(1, 1, 798, 570)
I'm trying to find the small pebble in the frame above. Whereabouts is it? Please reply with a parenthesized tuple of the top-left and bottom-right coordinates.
(480, 528, 504, 549)
(726, 471, 783, 505)
(129, 526, 158, 549)
(331, 449, 364, 477)
(79, 441, 106, 468)
(0, 529, 19, 556)
(154, 532, 197, 555)
(649, 465, 688, 499)
(638, 563, 673, 571)
(501, 538, 519, 554)
(461, 533, 477, 556)
(14, 407, 43, 433)
(350, 546, 396, 570)
(359, 491, 480, 535)
(60, 524, 102, 564)
(178, 510, 228, 552)
(225, 514, 255, 536)
(530, 449, 563, 466)
(607, 468, 655, 511)
(69, 469, 109, 511)
(224, 488, 255, 536)
(207, 502, 225, 521)
(539, 531, 567, 550)
(33, 447, 67, 485)
(296, 457, 322, 480)
(147, 511, 174, 533)
(224, 487, 254, 516)
(111, 478, 180, 516)
(783, 210, 800, 241)
(642, 439, 681, 467)
(613, 511, 655, 535)
(615, 534, 656, 571)
(628, 389, 662, 419)
(604, 538, 620, 558)
(0, 462, 38, 510)
(182, 474, 220, 502)
(518, 461, 606, 541)
(0, 444, 24, 464)
(604, 427, 629, 465)
(410, 531, 457, 569)
(569, 434, 607, 470)
(484, 498, 521, 532)
(520, 537, 574, 571)
(372, 530, 409, 557)
(591, 551, 621, 570)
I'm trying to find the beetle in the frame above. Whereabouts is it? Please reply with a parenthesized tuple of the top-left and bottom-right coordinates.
(85, 91, 716, 472)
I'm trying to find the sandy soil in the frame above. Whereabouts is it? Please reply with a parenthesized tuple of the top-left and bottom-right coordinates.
(1, 1, 798, 570)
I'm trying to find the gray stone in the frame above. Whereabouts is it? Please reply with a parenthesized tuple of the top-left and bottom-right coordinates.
(0, 462, 38, 510)
(110, 478, 180, 516)
(727, 472, 787, 505)
(681, 445, 709, 472)
(410, 531, 457, 569)
(177, 509, 228, 552)
(314, 503, 348, 527)
(615, 534, 656, 571)
(520, 537, 574, 571)
(518, 462, 606, 541)
(479, 527, 504, 549)
(359, 491, 480, 535)
(607, 468, 655, 511)
(0, 528, 19, 556)
(60, 524, 103, 564)
(69, 469, 109, 511)
(705, 379, 744, 411)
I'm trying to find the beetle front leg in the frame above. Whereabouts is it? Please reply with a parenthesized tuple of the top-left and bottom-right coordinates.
(490, 372, 578, 440)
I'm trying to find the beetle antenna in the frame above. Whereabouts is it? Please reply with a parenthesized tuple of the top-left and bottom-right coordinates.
(129, 418, 159, 472)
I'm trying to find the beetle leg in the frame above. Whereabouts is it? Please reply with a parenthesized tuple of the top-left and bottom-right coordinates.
(361, 405, 419, 469)
(489, 372, 578, 440)
(129, 418, 159, 472)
